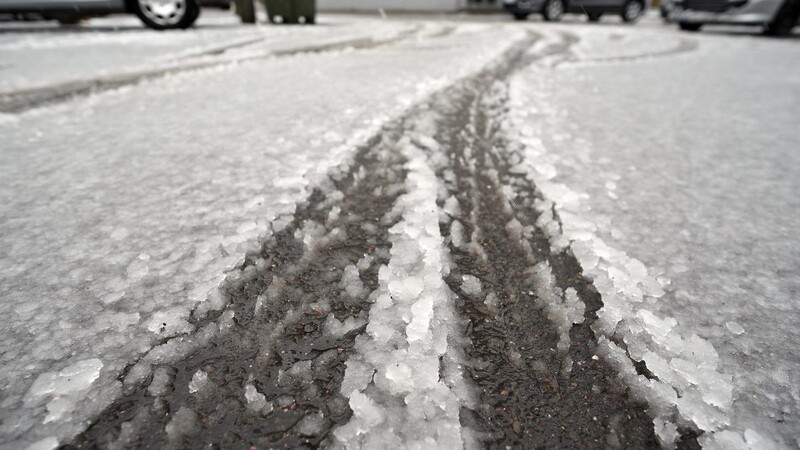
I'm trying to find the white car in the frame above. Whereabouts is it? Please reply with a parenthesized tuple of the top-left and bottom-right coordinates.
(0, 0, 201, 29)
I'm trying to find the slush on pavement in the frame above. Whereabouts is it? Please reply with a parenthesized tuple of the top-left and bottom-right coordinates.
(0, 4, 798, 450)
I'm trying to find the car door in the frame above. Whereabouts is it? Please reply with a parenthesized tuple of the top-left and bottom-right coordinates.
(569, 0, 616, 13)
(0, 0, 121, 11)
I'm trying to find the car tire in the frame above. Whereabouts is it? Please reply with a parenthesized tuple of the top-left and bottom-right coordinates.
(621, 0, 643, 22)
(764, 0, 799, 36)
(514, 12, 531, 20)
(542, 0, 565, 21)
(679, 21, 702, 31)
(133, 0, 201, 30)
(186, 3, 201, 24)
(587, 12, 602, 21)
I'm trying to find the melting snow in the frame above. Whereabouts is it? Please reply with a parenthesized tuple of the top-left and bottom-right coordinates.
(0, 18, 521, 447)
(23, 359, 103, 425)
(508, 27, 799, 448)
(332, 140, 472, 448)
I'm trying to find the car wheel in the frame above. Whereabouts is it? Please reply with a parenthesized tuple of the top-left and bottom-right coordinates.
(542, 0, 565, 21)
(621, 0, 643, 22)
(764, 0, 799, 36)
(679, 21, 702, 31)
(186, 2, 201, 24)
(514, 12, 531, 20)
(133, 0, 200, 30)
(587, 12, 602, 21)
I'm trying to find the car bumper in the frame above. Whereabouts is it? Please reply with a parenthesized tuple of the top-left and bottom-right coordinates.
(676, 0, 782, 23)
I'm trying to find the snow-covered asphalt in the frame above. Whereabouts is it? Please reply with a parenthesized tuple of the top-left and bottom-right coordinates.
(0, 11, 798, 450)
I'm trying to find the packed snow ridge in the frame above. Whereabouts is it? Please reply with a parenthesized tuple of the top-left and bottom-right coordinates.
(333, 139, 472, 449)
(507, 105, 739, 448)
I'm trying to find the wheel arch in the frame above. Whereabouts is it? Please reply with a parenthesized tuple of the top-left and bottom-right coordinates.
(626, 0, 646, 10)
(125, 0, 201, 13)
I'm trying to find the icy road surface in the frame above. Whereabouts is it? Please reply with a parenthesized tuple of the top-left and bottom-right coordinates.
(509, 26, 800, 449)
(0, 11, 798, 450)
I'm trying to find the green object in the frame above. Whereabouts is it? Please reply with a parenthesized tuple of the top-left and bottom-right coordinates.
(236, 0, 256, 24)
(263, 0, 316, 24)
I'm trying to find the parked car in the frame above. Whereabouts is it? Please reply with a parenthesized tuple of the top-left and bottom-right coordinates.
(674, 0, 799, 35)
(0, 0, 202, 29)
(503, 0, 646, 22)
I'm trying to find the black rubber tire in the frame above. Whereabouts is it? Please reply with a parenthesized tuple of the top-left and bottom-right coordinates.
(679, 21, 702, 31)
(542, 0, 565, 22)
(764, 0, 799, 36)
(304, 15, 316, 24)
(186, 3, 201, 26)
(514, 12, 531, 20)
(587, 12, 602, 21)
(133, 0, 200, 30)
(621, 0, 644, 22)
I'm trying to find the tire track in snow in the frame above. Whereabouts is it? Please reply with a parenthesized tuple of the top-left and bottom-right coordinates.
(63, 28, 697, 450)
(65, 127, 410, 449)
(423, 31, 689, 448)
(557, 37, 699, 67)
(177, 36, 269, 60)
(0, 26, 423, 114)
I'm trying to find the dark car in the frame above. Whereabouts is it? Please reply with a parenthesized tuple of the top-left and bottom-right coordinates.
(674, 0, 798, 35)
(0, 0, 202, 28)
(503, 0, 646, 22)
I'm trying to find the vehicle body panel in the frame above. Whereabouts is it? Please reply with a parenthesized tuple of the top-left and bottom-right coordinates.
(0, 0, 126, 13)
(503, 0, 547, 15)
(676, 0, 787, 23)
(503, 0, 644, 15)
